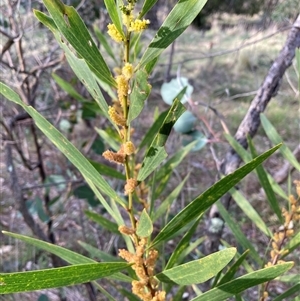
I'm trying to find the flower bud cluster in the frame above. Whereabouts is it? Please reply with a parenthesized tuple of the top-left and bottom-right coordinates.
(119, 238, 165, 301)
(261, 180, 300, 301)
(107, 1, 150, 43)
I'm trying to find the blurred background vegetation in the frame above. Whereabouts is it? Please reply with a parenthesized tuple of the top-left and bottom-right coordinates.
(0, 0, 299, 300)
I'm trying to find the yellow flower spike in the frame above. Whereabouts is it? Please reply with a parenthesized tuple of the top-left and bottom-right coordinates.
(107, 23, 123, 43)
(271, 241, 278, 250)
(119, 225, 135, 235)
(103, 150, 125, 164)
(116, 74, 129, 106)
(270, 250, 276, 260)
(294, 180, 300, 197)
(122, 11, 134, 29)
(108, 106, 126, 127)
(129, 19, 150, 32)
(124, 178, 137, 195)
(122, 63, 134, 80)
(278, 231, 285, 241)
(124, 141, 135, 155)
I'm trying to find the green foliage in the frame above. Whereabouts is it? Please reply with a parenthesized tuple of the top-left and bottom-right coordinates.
(0, 0, 299, 300)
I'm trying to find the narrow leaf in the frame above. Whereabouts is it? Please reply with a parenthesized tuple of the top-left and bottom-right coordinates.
(34, 10, 113, 125)
(104, 0, 124, 37)
(93, 25, 117, 63)
(282, 231, 300, 258)
(152, 174, 189, 222)
(224, 133, 288, 200)
(165, 216, 202, 270)
(128, 69, 151, 123)
(41, 0, 115, 86)
(151, 143, 282, 247)
(52, 73, 86, 101)
(0, 263, 129, 294)
(77, 241, 122, 263)
(217, 201, 262, 264)
(138, 98, 186, 181)
(156, 248, 236, 285)
(140, 0, 159, 18)
(138, 109, 168, 150)
(230, 188, 272, 237)
(84, 210, 119, 234)
(3, 231, 95, 264)
(0, 83, 125, 208)
(260, 113, 300, 171)
(248, 136, 283, 221)
(139, 0, 208, 68)
(190, 262, 293, 301)
(273, 283, 300, 301)
(153, 141, 196, 200)
(216, 250, 250, 286)
(136, 209, 153, 237)
(137, 146, 167, 182)
(95, 128, 120, 151)
(88, 159, 125, 180)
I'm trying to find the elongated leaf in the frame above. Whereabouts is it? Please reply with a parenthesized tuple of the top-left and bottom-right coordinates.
(139, 0, 208, 68)
(165, 216, 202, 270)
(0, 83, 125, 208)
(140, 0, 159, 18)
(95, 284, 118, 301)
(144, 56, 160, 75)
(41, 0, 115, 87)
(85, 179, 134, 253)
(178, 237, 205, 264)
(119, 289, 142, 301)
(95, 128, 120, 151)
(151, 144, 282, 247)
(2, 231, 131, 283)
(128, 69, 151, 123)
(224, 133, 288, 200)
(84, 210, 119, 234)
(34, 10, 113, 125)
(278, 274, 300, 283)
(136, 209, 153, 237)
(152, 174, 189, 221)
(138, 109, 168, 150)
(216, 250, 249, 286)
(217, 201, 262, 264)
(3, 231, 94, 264)
(260, 113, 300, 171)
(0, 262, 129, 294)
(137, 98, 186, 181)
(93, 25, 117, 63)
(230, 188, 272, 237)
(77, 241, 122, 263)
(156, 248, 236, 285)
(138, 146, 167, 182)
(88, 159, 125, 180)
(282, 231, 300, 258)
(190, 262, 293, 301)
(104, 0, 124, 39)
(273, 283, 300, 301)
(52, 73, 86, 101)
(153, 141, 196, 200)
(248, 136, 282, 222)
